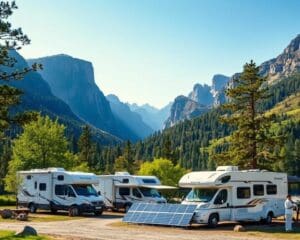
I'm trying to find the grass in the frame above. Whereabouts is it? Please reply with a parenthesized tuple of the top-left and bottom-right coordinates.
(0, 230, 49, 240)
(266, 92, 300, 120)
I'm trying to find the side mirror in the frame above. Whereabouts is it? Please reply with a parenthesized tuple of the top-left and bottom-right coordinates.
(98, 191, 101, 196)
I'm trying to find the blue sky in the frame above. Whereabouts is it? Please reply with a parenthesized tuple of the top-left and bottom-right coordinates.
(11, 0, 300, 108)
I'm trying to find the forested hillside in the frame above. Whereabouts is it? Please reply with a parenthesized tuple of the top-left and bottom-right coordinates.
(95, 73, 300, 175)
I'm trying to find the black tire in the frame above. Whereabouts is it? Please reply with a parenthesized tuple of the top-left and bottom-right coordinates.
(50, 208, 57, 214)
(69, 206, 80, 217)
(124, 205, 130, 213)
(208, 213, 219, 228)
(28, 203, 37, 213)
(95, 210, 103, 216)
(264, 212, 273, 224)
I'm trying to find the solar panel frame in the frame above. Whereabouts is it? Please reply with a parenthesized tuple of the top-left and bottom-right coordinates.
(123, 203, 197, 227)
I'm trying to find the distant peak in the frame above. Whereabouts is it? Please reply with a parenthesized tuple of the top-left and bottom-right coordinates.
(106, 94, 120, 103)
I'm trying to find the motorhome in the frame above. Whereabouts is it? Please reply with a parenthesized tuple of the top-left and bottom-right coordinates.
(17, 168, 105, 216)
(179, 166, 287, 227)
(95, 172, 176, 212)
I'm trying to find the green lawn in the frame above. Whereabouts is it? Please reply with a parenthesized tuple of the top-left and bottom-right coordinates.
(0, 230, 49, 240)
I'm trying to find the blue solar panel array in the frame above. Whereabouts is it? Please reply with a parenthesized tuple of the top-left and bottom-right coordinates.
(123, 203, 197, 227)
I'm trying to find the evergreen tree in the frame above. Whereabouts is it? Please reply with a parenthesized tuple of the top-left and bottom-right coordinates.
(216, 61, 281, 169)
(0, 1, 41, 136)
(77, 125, 95, 170)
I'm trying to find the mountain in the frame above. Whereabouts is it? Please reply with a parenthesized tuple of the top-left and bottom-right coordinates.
(28, 54, 139, 142)
(164, 95, 208, 128)
(260, 34, 300, 82)
(166, 74, 229, 127)
(4, 51, 120, 145)
(106, 94, 154, 138)
(128, 102, 172, 131)
(188, 84, 213, 106)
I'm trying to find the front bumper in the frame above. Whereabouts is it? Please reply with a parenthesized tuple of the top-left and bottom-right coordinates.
(80, 201, 105, 213)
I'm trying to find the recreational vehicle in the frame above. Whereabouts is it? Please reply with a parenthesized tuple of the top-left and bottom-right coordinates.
(17, 168, 105, 216)
(95, 172, 175, 212)
(179, 166, 287, 227)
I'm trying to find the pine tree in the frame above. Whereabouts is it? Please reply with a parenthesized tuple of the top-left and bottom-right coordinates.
(0, 1, 41, 136)
(217, 61, 282, 169)
(77, 125, 95, 170)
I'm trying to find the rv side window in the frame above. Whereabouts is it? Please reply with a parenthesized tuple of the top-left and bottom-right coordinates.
(55, 185, 66, 196)
(253, 184, 264, 196)
(34, 181, 37, 189)
(57, 175, 64, 181)
(119, 187, 130, 196)
(39, 183, 47, 191)
(26, 175, 32, 180)
(237, 187, 251, 199)
(266, 185, 277, 195)
(122, 179, 129, 183)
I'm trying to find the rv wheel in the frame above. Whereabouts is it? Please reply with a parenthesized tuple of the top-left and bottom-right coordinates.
(95, 210, 103, 216)
(208, 213, 219, 228)
(265, 212, 273, 224)
(28, 203, 37, 213)
(124, 205, 130, 213)
(69, 206, 79, 217)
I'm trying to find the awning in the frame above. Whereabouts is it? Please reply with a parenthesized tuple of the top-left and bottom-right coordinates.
(140, 185, 177, 190)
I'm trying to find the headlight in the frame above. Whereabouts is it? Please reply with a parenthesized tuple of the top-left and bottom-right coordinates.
(197, 203, 210, 209)
(83, 201, 91, 205)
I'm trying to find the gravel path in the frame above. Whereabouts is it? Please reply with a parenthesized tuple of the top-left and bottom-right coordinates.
(0, 213, 283, 240)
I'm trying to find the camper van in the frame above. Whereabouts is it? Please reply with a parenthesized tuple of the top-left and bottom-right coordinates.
(179, 166, 287, 227)
(17, 168, 105, 216)
(95, 172, 175, 212)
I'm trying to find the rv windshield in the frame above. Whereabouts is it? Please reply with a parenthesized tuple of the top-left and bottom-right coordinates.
(72, 184, 98, 197)
(139, 187, 161, 198)
(186, 188, 217, 202)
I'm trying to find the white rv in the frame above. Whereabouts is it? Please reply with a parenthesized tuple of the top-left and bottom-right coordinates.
(17, 168, 105, 216)
(95, 172, 175, 212)
(179, 166, 287, 227)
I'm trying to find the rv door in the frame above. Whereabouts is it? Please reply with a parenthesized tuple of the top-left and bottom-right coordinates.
(37, 174, 51, 208)
(212, 189, 231, 221)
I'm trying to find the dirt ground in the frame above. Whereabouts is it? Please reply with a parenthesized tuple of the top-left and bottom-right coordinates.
(0, 212, 298, 240)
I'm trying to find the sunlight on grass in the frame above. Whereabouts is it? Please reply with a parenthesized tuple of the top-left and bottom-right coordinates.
(0, 230, 50, 240)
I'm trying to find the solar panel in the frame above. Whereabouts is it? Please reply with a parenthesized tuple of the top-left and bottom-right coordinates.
(123, 203, 197, 227)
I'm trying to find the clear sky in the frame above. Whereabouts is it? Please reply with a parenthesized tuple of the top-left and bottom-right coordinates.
(11, 0, 300, 108)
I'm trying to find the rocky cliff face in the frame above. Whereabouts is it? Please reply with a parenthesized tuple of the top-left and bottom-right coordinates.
(164, 96, 208, 128)
(28, 55, 139, 141)
(260, 34, 300, 82)
(6, 51, 119, 145)
(188, 84, 213, 106)
(106, 94, 154, 138)
(165, 74, 229, 128)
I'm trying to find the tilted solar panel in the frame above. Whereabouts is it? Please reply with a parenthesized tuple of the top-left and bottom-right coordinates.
(123, 203, 197, 227)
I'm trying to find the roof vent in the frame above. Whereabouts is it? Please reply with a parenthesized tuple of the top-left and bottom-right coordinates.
(216, 166, 238, 172)
(115, 172, 130, 176)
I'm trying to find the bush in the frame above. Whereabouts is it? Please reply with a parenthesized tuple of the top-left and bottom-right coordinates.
(0, 195, 16, 206)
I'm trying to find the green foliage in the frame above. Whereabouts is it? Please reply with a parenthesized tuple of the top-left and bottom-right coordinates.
(77, 125, 95, 170)
(0, 194, 15, 206)
(5, 115, 74, 192)
(138, 158, 187, 186)
(0, 1, 41, 135)
(214, 61, 282, 169)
